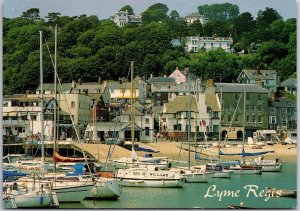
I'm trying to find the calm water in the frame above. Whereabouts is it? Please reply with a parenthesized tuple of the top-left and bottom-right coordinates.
(60, 162, 297, 209)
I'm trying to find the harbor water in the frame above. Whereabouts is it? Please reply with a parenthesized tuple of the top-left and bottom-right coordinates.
(60, 162, 297, 209)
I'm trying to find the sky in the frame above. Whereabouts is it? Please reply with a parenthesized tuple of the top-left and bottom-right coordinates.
(3, 0, 298, 20)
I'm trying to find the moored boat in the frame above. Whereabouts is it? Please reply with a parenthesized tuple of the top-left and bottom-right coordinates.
(265, 187, 297, 198)
(116, 168, 185, 188)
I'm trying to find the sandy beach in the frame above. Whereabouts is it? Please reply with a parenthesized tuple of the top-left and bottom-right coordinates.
(77, 141, 297, 163)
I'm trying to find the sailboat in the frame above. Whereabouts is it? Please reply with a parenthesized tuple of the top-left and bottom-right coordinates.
(115, 62, 184, 188)
(219, 87, 272, 174)
(111, 62, 170, 170)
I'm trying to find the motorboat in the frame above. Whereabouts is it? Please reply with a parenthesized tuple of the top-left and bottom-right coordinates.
(116, 167, 185, 188)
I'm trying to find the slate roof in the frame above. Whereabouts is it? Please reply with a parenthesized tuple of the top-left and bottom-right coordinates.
(242, 69, 277, 80)
(148, 77, 176, 84)
(36, 83, 72, 92)
(279, 78, 297, 88)
(215, 83, 268, 93)
(151, 82, 190, 92)
(164, 95, 198, 113)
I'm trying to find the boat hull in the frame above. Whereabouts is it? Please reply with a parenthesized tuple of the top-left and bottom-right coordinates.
(212, 170, 233, 178)
(87, 180, 121, 199)
(53, 184, 94, 202)
(261, 165, 282, 172)
(12, 191, 53, 208)
(184, 173, 209, 183)
(118, 178, 185, 188)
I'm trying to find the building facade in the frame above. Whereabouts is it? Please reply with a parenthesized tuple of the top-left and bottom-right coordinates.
(186, 36, 233, 53)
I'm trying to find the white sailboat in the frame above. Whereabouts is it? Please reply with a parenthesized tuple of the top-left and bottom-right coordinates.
(114, 62, 184, 188)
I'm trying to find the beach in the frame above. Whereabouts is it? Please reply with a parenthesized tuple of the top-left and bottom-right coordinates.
(77, 141, 297, 163)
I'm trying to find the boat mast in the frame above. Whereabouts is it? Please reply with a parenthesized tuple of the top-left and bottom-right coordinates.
(130, 61, 134, 152)
(218, 86, 223, 161)
(242, 86, 246, 157)
(53, 24, 58, 151)
(187, 69, 191, 169)
(40, 31, 44, 163)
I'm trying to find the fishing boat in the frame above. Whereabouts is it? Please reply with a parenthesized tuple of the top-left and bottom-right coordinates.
(116, 167, 185, 187)
(265, 187, 297, 198)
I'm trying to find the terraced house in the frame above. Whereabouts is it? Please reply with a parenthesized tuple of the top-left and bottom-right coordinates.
(206, 80, 269, 140)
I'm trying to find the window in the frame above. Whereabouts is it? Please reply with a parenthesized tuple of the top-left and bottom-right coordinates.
(282, 108, 287, 113)
(246, 93, 250, 100)
(252, 116, 256, 123)
(258, 95, 262, 100)
(213, 125, 219, 133)
(257, 105, 262, 112)
(228, 115, 232, 122)
(71, 101, 75, 108)
(246, 105, 250, 112)
(145, 118, 149, 124)
(212, 112, 218, 118)
(269, 116, 276, 124)
(145, 127, 150, 136)
(235, 115, 239, 122)
(204, 43, 206, 46)
(30, 115, 37, 121)
(251, 105, 255, 111)
(235, 94, 239, 100)
(246, 115, 250, 123)
(219, 43, 222, 47)
(3, 102, 8, 107)
(228, 105, 232, 111)
(157, 93, 161, 97)
(258, 116, 262, 123)
(227, 43, 230, 47)
(211, 43, 213, 47)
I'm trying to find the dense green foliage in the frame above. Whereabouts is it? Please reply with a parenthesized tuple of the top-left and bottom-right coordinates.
(3, 4, 296, 95)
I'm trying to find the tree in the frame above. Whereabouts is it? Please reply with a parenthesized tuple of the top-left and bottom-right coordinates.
(170, 10, 180, 20)
(198, 3, 239, 21)
(257, 40, 288, 65)
(188, 20, 203, 36)
(119, 5, 134, 15)
(257, 7, 282, 27)
(141, 3, 169, 24)
(21, 8, 40, 22)
(45, 12, 61, 26)
(230, 12, 255, 36)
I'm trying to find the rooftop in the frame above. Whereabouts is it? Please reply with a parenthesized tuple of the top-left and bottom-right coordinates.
(215, 83, 268, 93)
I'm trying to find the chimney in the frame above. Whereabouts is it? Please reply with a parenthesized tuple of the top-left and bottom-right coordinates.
(98, 77, 101, 84)
(206, 79, 214, 87)
(256, 66, 261, 75)
(78, 78, 82, 85)
(72, 80, 76, 88)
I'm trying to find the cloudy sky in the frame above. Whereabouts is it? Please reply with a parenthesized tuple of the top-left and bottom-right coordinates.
(3, 0, 298, 20)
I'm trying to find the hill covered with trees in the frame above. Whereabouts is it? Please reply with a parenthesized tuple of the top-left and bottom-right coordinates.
(3, 3, 296, 95)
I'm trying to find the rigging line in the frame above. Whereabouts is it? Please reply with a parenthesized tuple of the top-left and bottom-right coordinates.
(106, 66, 131, 161)
(44, 38, 93, 175)
(192, 81, 213, 162)
(222, 91, 243, 147)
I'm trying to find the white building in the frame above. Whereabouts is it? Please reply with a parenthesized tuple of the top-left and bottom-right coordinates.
(110, 10, 142, 27)
(185, 13, 209, 25)
(186, 36, 233, 53)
